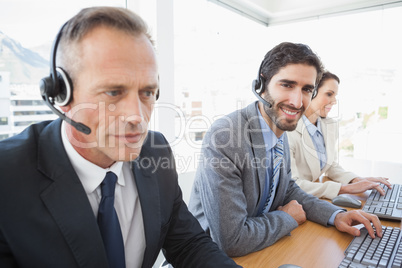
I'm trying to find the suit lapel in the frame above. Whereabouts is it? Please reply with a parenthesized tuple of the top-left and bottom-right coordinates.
(37, 119, 108, 267)
(131, 141, 161, 268)
(245, 102, 270, 214)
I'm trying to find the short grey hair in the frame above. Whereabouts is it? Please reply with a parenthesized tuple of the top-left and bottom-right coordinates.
(57, 6, 154, 83)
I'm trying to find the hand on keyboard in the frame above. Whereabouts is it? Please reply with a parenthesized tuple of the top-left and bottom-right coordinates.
(362, 183, 402, 220)
(334, 210, 382, 239)
(340, 226, 402, 268)
(339, 177, 391, 196)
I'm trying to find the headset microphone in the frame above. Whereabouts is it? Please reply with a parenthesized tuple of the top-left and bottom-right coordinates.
(252, 60, 272, 108)
(39, 22, 92, 135)
(41, 91, 91, 135)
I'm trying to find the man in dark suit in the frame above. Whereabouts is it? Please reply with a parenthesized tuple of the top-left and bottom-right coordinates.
(0, 7, 240, 268)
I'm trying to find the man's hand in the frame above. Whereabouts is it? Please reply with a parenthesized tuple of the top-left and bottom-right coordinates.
(334, 210, 382, 238)
(339, 177, 391, 196)
(278, 200, 306, 225)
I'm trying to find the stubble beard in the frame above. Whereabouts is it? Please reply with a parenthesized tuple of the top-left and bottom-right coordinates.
(262, 93, 303, 132)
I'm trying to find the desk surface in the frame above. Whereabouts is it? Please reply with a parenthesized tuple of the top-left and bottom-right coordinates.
(232, 192, 402, 268)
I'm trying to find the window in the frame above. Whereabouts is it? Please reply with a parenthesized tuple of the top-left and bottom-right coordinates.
(14, 121, 33, 127)
(11, 100, 45, 106)
(0, 0, 126, 139)
(172, 0, 266, 173)
(0, 117, 7, 125)
(13, 111, 53, 116)
(172, 0, 402, 177)
(2, 0, 402, 180)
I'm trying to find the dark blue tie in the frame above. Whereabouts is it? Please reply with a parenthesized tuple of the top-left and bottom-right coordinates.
(260, 139, 284, 214)
(97, 172, 126, 268)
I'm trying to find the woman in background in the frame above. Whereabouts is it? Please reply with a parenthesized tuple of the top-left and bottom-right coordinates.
(288, 71, 391, 200)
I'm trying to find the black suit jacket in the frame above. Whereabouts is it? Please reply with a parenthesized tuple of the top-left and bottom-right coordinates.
(0, 119, 240, 268)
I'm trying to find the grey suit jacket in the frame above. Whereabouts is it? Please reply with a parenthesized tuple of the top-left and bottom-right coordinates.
(189, 102, 342, 257)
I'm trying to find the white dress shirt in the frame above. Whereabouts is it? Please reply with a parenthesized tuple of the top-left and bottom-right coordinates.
(61, 122, 145, 267)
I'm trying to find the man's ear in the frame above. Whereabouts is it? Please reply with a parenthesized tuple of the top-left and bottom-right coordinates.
(60, 104, 71, 113)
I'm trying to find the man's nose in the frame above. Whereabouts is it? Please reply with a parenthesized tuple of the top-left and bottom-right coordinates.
(288, 89, 303, 109)
(121, 95, 143, 124)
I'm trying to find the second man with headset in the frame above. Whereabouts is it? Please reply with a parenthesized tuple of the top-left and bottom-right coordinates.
(189, 42, 383, 257)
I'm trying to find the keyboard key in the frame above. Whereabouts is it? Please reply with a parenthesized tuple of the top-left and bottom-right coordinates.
(354, 251, 364, 262)
(361, 258, 378, 266)
(339, 259, 351, 268)
(379, 259, 388, 267)
(363, 184, 402, 220)
(340, 226, 402, 268)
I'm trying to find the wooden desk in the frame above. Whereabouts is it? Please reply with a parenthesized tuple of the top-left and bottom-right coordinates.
(232, 192, 402, 268)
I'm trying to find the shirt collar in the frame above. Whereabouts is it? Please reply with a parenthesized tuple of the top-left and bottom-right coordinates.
(61, 121, 125, 195)
(303, 115, 323, 136)
(256, 103, 283, 150)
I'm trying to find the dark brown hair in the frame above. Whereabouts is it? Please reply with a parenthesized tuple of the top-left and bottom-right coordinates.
(316, 71, 340, 93)
(260, 42, 324, 93)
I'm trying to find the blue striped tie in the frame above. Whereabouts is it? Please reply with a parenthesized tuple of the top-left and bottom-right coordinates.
(97, 172, 126, 268)
(262, 139, 284, 213)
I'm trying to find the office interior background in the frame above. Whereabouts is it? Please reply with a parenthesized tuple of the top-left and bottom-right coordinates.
(1, 0, 402, 196)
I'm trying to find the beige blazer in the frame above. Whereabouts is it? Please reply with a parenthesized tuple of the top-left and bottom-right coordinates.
(287, 117, 357, 199)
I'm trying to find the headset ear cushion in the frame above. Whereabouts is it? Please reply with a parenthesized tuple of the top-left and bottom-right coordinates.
(252, 79, 261, 92)
(54, 67, 73, 106)
(39, 76, 55, 98)
(312, 88, 318, 99)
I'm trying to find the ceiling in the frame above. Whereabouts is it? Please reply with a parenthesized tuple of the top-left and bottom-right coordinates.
(208, 0, 402, 26)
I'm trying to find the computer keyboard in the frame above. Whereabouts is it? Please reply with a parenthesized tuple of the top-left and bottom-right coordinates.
(339, 226, 402, 268)
(362, 183, 402, 220)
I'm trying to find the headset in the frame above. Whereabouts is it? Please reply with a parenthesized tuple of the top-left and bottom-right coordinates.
(39, 22, 91, 135)
(39, 21, 160, 135)
(252, 60, 272, 108)
(252, 60, 318, 107)
(311, 73, 325, 99)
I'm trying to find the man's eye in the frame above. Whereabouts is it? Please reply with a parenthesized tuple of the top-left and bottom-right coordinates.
(304, 88, 313, 93)
(141, 90, 155, 98)
(105, 90, 121, 97)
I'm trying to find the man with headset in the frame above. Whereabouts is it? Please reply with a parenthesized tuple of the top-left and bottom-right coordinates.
(0, 7, 240, 268)
(188, 42, 383, 257)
